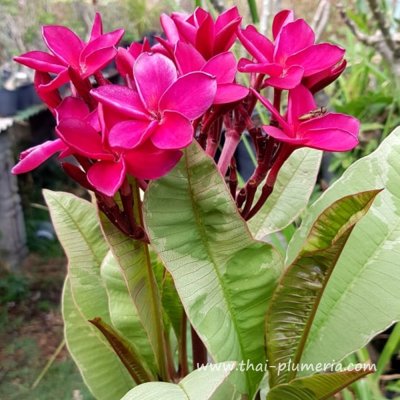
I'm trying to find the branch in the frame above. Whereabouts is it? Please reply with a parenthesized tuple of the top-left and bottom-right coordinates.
(337, 3, 394, 62)
(366, 0, 397, 52)
(312, 0, 331, 42)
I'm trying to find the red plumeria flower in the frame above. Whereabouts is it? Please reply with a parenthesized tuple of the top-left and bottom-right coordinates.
(14, 13, 124, 92)
(11, 97, 95, 174)
(253, 85, 359, 151)
(237, 10, 345, 90)
(160, 6, 241, 60)
(173, 41, 248, 104)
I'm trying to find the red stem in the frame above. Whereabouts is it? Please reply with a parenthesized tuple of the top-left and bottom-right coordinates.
(245, 145, 294, 220)
(191, 327, 207, 369)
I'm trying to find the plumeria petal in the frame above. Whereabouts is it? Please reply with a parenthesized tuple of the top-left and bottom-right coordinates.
(80, 29, 124, 63)
(152, 111, 193, 149)
(287, 43, 345, 76)
(195, 10, 215, 59)
(159, 71, 216, 119)
(272, 9, 295, 40)
(85, 109, 101, 132)
(14, 51, 65, 73)
(266, 65, 304, 89)
(274, 19, 315, 63)
(214, 83, 249, 104)
(213, 16, 241, 54)
(109, 120, 157, 149)
(262, 125, 299, 144)
(56, 97, 90, 123)
(299, 113, 360, 136)
(172, 14, 197, 43)
(124, 143, 182, 180)
(36, 69, 70, 92)
(81, 47, 117, 78)
(91, 85, 149, 120)
(301, 128, 359, 151)
(12, 139, 67, 174)
(87, 159, 126, 196)
(42, 25, 83, 68)
(237, 25, 273, 63)
(161, 14, 181, 44)
(34, 71, 62, 109)
(238, 59, 282, 76)
(215, 6, 240, 32)
(134, 52, 178, 111)
(303, 59, 347, 93)
(56, 119, 113, 159)
(214, 6, 241, 53)
(174, 41, 206, 74)
(202, 52, 237, 84)
(287, 84, 316, 125)
(115, 47, 136, 77)
(89, 13, 103, 41)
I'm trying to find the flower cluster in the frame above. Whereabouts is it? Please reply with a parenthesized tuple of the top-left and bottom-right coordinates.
(12, 7, 359, 233)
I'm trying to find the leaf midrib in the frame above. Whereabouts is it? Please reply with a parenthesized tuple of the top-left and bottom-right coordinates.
(183, 150, 251, 392)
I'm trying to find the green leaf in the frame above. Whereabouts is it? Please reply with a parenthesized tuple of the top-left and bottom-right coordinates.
(286, 126, 400, 371)
(266, 190, 379, 386)
(161, 269, 183, 339)
(101, 251, 156, 372)
(62, 278, 135, 400)
(100, 209, 166, 377)
(249, 148, 322, 239)
(267, 370, 371, 400)
(44, 190, 109, 322)
(121, 362, 236, 400)
(144, 142, 282, 397)
(45, 190, 136, 398)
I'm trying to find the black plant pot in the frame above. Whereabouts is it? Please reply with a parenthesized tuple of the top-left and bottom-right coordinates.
(17, 83, 41, 110)
(0, 88, 18, 116)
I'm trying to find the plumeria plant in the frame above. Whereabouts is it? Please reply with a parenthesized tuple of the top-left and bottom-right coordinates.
(12, 7, 400, 400)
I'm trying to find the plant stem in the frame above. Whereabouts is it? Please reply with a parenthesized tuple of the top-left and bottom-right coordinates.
(94, 71, 110, 86)
(245, 145, 293, 220)
(218, 128, 241, 176)
(178, 312, 189, 378)
(191, 326, 208, 369)
(132, 181, 171, 381)
(247, 0, 260, 23)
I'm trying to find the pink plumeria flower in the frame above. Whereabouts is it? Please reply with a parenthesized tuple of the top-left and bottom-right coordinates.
(115, 38, 151, 79)
(52, 52, 216, 196)
(173, 41, 248, 104)
(55, 106, 183, 197)
(253, 85, 359, 151)
(11, 97, 95, 174)
(160, 6, 241, 60)
(238, 10, 345, 90)
(14, 13, 124, 92)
